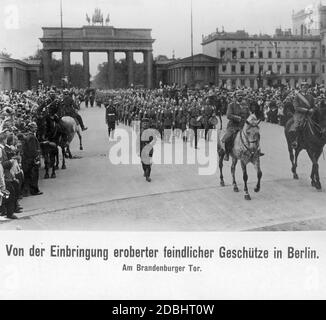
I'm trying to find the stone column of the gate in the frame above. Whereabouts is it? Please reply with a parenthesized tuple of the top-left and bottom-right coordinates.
(42, 50, 52, 86)
(108, 50, 115, 89)
(126, 51, 134, 87)
(144, 50, 153, 89)
(63, 50, 71, 80)
(83, 51, 90, 88)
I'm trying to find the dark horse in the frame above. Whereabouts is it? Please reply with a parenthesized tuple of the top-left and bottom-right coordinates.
(37, 112, 69, 179)
(285, 105, 326, 190)
(36, 115, 59, 179)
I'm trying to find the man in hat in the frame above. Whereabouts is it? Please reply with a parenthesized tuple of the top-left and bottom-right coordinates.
(62, 89, 88, 131)
(222, 92, 251, 161)
(267, 97, 278, 124)
(0, 132, 19, 219)
(162, 105, 173, 143)
(189, 100, 201, 149)
(89, 88, 96, 108)
(105, 98, 117, 140)
(289, 83, 315, 149)
(84, 87, 90, 108)
(0, 159, 9, 221)
(22, 122, 43, 197)
(223, 91, 265, 161)
(139, 117, 155, 182)
(1, 106, 14, 117)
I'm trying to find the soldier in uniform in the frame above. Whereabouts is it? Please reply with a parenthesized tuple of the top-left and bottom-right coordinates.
(148, 106, 157, 130)
(105, 98, 118, 140)
(189, 100, 201, 149)
(203, 99, 214, 141)
(222, 92, 251, 161)
(84, 87, 90, 108)
(222, 92, 264, 161)
(139, 118, 155, 182)
(179, 104, 188, 142)
(157, 107, 164, 139)
(62, 90, 88, 131)
(21, 122, 43, 197)
(289, 83, 315, 149)
(89, 88, 96, 107)
(162, 105, 173, 143)
(173, 106, 182, 139)
(283, 96, 295, 123)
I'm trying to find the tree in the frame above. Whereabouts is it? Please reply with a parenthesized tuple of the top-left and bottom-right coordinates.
(92, 59, 146, 89)
(49, 58, 63, 87)
(70, 63, 84, 88)
(24, 48, 43, 60)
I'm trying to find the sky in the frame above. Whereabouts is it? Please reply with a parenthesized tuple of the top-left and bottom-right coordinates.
(0, 0, 323, 77)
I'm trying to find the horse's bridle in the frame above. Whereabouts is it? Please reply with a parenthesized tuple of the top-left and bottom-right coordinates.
(240, 121, 261, 158)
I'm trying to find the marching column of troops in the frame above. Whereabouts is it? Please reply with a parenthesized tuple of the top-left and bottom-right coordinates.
(100, 86, 227, 148)
(1, 82, 325, 217)
(98, 84, 326, 181)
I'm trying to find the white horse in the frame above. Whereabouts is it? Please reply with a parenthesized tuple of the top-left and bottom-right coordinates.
(60, 116, 83, 159)
(217, 114, 263, 201)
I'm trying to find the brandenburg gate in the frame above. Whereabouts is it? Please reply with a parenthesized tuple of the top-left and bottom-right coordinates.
(40, 23, 155, 88)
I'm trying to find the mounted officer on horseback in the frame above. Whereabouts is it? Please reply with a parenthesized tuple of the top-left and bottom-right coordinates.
(221, 91, 264, 162)
(285, 83, 326, 190)
(288, 83, 315, 149)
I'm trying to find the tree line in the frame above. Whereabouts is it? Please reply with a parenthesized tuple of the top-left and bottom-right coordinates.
(25, 49, 146, 89)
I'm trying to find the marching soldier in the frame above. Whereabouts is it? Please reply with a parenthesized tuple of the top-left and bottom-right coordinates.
(162, 105, 173, 143)
(189, 100, 201, 149)
(148, 106, 157, 130)
(203, 100, 214, 141)
(89, 88, 96, 107)
(179, 104, 188, 142)
(84, 87, 90, 108)
(139, 118, 156, 182)
(105, 98, 118, 140)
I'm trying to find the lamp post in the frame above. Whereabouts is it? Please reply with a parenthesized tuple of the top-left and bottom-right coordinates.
(60, 0, 67, 88)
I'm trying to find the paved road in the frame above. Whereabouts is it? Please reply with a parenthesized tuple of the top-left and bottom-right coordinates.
(1, 105, 326, 231)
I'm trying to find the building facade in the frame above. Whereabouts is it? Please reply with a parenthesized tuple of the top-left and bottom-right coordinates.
(154, 54, 219, 88)
(0, 56, 41, 92)
(202, 29, 321, 89)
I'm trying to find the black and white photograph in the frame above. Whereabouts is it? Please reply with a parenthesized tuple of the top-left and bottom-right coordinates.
(1, 0, 326, 301)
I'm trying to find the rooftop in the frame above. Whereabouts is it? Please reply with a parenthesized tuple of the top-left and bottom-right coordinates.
(202, 28, 320, 44)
